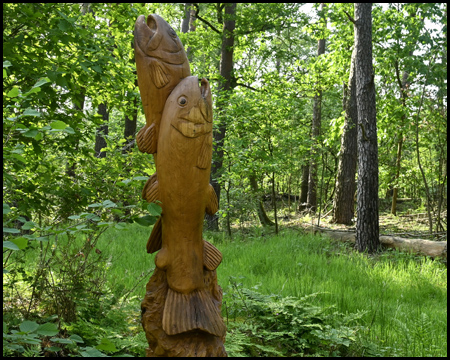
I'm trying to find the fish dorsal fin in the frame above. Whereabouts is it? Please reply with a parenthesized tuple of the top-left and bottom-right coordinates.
(136, 123, 157, 154)
(163, 288, 226, 337)
(150, 61, 170, 89)
(197, 133, 212, 169)
(203, 240, 222, 271)
(205, 184, 218, 215)
(142, 173, 159, 203)
(146, 217, 162, 254)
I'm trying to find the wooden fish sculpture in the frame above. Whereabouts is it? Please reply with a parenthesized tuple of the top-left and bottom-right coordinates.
(144, 76, 225, 337)
(134, 14, 191, 155)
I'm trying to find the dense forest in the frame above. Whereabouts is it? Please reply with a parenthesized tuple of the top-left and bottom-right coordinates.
(3, 3, 447, 357)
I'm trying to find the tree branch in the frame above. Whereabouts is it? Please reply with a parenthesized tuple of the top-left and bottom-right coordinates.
(343, 10, 356, 24)
(193, 3, 221, 34)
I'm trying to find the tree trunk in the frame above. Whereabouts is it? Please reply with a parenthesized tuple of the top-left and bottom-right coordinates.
(332, 48, 358, 225)
(354, 3, 381, 253)
(208, 3, 236, 230)
(392, 47, 414, 215)
(307, 3, 326, 213)
(249, 174, 274, 226)
(122, 80, 138, 154)
(298, 164, 309, 211)
(95, 103, 109, 158)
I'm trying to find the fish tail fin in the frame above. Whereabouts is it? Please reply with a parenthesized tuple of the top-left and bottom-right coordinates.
(163, 288, 226, 337)
(136, 123, 157, 154)
(147, 217, 162, 254)
(203, 240, 222, 271)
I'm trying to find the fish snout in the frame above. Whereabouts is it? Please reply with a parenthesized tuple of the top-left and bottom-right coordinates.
(134, 14, 162, 54)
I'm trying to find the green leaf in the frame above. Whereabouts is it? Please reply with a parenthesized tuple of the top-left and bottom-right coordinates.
(102, 200, 117, 208)
(51, 338, 74, 344)
(7, 87, 19, 98)
(3, 203, 11, 214)
(3, 241, 20, 250)
(10, 237, 28, 250)
(50, 121, 67, 130)
(3, 60, 12, 68)
(114, 222, 126, 230)
(63, 126, 75, 134)
(20, 320, 39, 333)
(3, 227, 20, 234)
(68, 215, 80, 219)
(23, 129, 39, 138)
(32, 77, 51, 88)
(88, 202, 103, 208)
(133, 176, 149, 181)
(134, 215, 156, 227)
(37, 322, 58, 336)
(147, 203, 162, 216)
(80, 347, 107, 357)
(46, 346, 62, 352)
(96, 338, 117, 352)
(22, 221, 36, 230)
(23, 108, 41, 117)
(69, 334, 84, 343)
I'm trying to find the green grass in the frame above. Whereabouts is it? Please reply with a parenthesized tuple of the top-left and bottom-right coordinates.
(94, 223, 446, 357)
(7, 222, 446, 356)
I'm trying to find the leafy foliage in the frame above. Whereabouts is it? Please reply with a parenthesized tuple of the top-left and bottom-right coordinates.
(224, 280, 367, 357)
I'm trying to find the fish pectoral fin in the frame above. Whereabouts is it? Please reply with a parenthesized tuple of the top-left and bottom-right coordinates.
(197, 133, 212, 169)
(150, 61, 170, 89)
(163, 288, 226, 337)
(136, 123, 157, 154)
(205, 184, 219, 215)
(142, 173, 159, 202)
(203, 240, 222, 271)
(147, 217, 162, 254)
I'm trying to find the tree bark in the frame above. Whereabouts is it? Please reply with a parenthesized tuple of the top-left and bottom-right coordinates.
(298, 164, 309, 211)
(354, 3, 381, 253)
(332, 48, 358, 225)
(249, 174, 274, 226)
(208, 3, 236, 230)
(95, 103, 109, 158)
(307, 3, 326, 213)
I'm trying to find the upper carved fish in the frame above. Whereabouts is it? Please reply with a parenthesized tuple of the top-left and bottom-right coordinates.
(134, 14, 191, 155)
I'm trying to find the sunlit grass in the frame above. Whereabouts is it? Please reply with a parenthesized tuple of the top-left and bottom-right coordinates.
(15, 221, 446, 356)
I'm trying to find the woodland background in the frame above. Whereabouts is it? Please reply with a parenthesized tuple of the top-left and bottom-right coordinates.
(3, 3, 447, 357)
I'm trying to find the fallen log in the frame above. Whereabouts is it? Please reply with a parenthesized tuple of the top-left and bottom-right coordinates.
(304, 226, 447, 259)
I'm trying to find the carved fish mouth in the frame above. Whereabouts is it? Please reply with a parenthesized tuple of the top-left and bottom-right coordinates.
(134, 14, 186, 63)
(171, 121, 212, 138)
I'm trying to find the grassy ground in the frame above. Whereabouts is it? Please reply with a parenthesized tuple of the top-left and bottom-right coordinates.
(94, 220, 446, 357)
(4, 200, 446, 356)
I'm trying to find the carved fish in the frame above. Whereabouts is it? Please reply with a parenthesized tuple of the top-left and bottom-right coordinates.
(144, 76, 225, 337)
(134, 14, 191, 155)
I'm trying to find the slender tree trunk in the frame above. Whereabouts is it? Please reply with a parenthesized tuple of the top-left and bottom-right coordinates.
(298, 164, 309, 211)
(392, 48, 414, 215)
(307, 3, 326, 212)
(354, 3, 381, 253)
(249, 174, 274, 226)
(271, 172, 278, 235)
(95, 103, 109, 158)
(332, 48, 358, 225)
(208, 3, 236, 230)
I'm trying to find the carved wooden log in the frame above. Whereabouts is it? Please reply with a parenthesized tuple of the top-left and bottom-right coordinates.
(134, 14, 226, 357)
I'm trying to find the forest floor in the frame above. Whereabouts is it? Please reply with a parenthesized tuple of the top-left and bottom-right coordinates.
(246, 198, 447, 242)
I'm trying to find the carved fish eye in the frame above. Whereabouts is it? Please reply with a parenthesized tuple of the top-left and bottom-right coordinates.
(168, 27, 177, 37)
(178, 96, 187, 106)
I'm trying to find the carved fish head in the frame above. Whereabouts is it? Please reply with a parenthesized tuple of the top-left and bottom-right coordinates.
(134, 14, 186, 64)
(164, 76, 213, 138)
